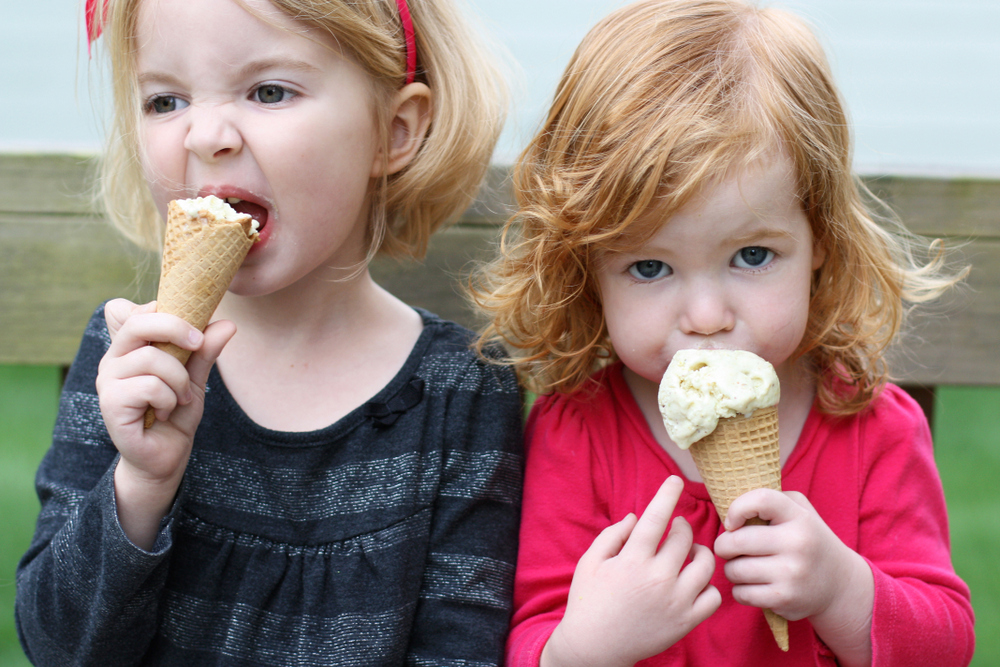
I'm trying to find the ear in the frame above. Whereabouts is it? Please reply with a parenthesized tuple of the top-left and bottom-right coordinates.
(811, 237, 827, 270)
(372, 82, 433, 177)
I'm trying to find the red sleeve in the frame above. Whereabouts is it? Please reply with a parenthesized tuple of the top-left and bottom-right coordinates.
(505, 393, 616, 667)
(858, 386, 975, 666)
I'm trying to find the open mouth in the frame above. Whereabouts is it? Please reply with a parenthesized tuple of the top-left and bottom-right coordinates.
(226, 197, 268, 233)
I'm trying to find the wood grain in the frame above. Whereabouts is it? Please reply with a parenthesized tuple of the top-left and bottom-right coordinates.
(2, 154, 997, 385)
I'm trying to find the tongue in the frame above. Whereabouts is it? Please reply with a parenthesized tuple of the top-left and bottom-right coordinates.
(231, 201, 268, 232)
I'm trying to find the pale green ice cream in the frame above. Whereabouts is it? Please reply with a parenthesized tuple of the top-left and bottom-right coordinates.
(657, 349, 780, 449)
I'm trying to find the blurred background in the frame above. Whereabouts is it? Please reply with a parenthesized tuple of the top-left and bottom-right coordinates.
(2, 0, 998, 664)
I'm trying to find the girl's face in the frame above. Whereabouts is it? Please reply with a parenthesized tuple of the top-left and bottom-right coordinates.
(136, 0, 381, 295)
(595, 151, 825, 396)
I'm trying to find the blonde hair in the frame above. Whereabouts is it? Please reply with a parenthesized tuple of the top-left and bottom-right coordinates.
(472, 0, 964, 414)
(96, 0, 506, 260)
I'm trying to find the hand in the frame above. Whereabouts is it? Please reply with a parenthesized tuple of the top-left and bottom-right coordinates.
(542, 476, 721, 667)
(96, 298, 236, 549)
(714, 489, 874, 665)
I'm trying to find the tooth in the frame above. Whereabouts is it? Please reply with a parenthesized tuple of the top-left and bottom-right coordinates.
(227, 197, 242, 204)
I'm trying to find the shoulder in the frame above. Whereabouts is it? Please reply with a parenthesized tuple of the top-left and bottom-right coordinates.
(526, 364, 624, 455)
(529, 364, 619, 425)
(860, 383, 931, 445)
(414, 309, 520, 398)
(815, 383, 933, 464)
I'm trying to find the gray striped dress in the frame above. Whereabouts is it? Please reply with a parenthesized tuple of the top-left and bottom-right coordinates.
(16, 306, 524, 666)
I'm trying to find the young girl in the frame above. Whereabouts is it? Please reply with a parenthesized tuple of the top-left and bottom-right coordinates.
(473, 1, 974, 665)
(16, 0, 522, 664)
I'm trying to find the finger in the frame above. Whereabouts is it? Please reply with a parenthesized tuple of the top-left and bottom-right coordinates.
(677, 541, 716, 597)
(730, 582, 784, 611)
(186, 319, 237, 389)
(691, 583, 722, 622)
(724, 488, 794, 530)
(714, 522, 775, 560)
(107, 311, 205, 359)
(100, 371, 182, 428)
(723, 552, 778, 586)
(656, 514, 694, 570)
(622, 475, 684, 557)
(104, 299, 152, 341)
(583, 513, 638, 563)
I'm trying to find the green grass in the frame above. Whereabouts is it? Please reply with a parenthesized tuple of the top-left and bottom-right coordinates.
(933, 385, 1000, 666)
(0, 365, 60, 667)
(0, 369, 995, 664)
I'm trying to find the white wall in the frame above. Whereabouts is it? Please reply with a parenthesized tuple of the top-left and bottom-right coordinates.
(3, 0, 998, 176)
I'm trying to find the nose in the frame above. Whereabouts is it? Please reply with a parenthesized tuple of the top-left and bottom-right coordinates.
(183, 104, 243, 162)
(678, 278, 736, 336)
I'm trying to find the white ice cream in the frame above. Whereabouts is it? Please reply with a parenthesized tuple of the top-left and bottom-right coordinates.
(658, 349, 780, 449)
(176, 195, 258, 234)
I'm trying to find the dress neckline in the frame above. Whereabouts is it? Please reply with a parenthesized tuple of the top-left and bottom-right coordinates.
(205, 308, 442, 446)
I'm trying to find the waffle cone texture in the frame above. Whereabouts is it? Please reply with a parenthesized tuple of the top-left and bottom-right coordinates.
(144, 200, 258, 428)
(688, 405, 789, 651)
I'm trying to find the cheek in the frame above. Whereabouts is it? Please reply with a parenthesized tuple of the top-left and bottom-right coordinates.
(755, 280, 813, 362)
(139, 126, 184, 206)
(600, 288, 661, 361)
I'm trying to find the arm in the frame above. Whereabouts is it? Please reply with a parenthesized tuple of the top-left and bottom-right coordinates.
(715, 386, 974, 666)
(16, 301, 236, 666)
(97, 299, 234, 550)
(404, 352, 525, 666)
(15, 305, 175, 665)
(855, 387, 974, 666)
(507, 395, 718, 667)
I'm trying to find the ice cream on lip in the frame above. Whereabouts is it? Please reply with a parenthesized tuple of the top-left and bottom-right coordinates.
(176, 195, 258, 234)
(657, 349, 780, 449)
(197, 187, 272, 237)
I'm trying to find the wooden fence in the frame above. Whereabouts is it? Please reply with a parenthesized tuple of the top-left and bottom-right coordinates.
(2, 153, 998, 391)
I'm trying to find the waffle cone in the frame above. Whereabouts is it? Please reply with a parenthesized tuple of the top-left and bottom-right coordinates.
(144, 200, 257, 427)
(689, 405, 789, 651)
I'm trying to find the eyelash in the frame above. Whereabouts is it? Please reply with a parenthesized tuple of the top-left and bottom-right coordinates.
(142, 83, 297, 114)
(252, 83, 296, 105)
(143, 94, 188, 114)
(624, 246, 777, 282)
(731, 246, 776, 271)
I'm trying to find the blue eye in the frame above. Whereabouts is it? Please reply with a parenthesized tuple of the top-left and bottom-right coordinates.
(628, 260, 671, 280)
(145, 95, 189, 114)
(732, 246, 774, 269)
(254, 84, 292, 104)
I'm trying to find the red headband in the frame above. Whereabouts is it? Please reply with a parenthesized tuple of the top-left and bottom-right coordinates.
(395, 0, 417, 85)
(85, 0, 418, 84)
(85, 0, 105, 53)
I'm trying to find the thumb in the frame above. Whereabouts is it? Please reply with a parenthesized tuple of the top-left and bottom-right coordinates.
(185, 319, 237, 388)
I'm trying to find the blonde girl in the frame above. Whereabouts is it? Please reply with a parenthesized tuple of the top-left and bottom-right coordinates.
(17, 0, 522, 664)
(474, 0, 974, 664)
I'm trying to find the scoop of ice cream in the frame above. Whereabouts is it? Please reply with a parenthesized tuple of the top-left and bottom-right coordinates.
(176, 195, 258, 234)
(658, 349, 780, 449)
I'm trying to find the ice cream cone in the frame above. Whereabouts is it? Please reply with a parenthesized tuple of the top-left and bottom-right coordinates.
(688, 404, 789, 651)
(143, 199, 257, 428)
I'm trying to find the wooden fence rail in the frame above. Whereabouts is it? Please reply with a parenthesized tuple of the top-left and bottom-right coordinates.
(2, 154, 998, 389)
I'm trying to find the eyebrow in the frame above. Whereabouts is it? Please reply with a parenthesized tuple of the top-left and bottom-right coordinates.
(137, 58, 322, 88)
(727, 226, 797, 246)
(235, 57, 323, 80)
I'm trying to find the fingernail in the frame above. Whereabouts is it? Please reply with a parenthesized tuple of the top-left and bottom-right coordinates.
(188, 329, 203, 345)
